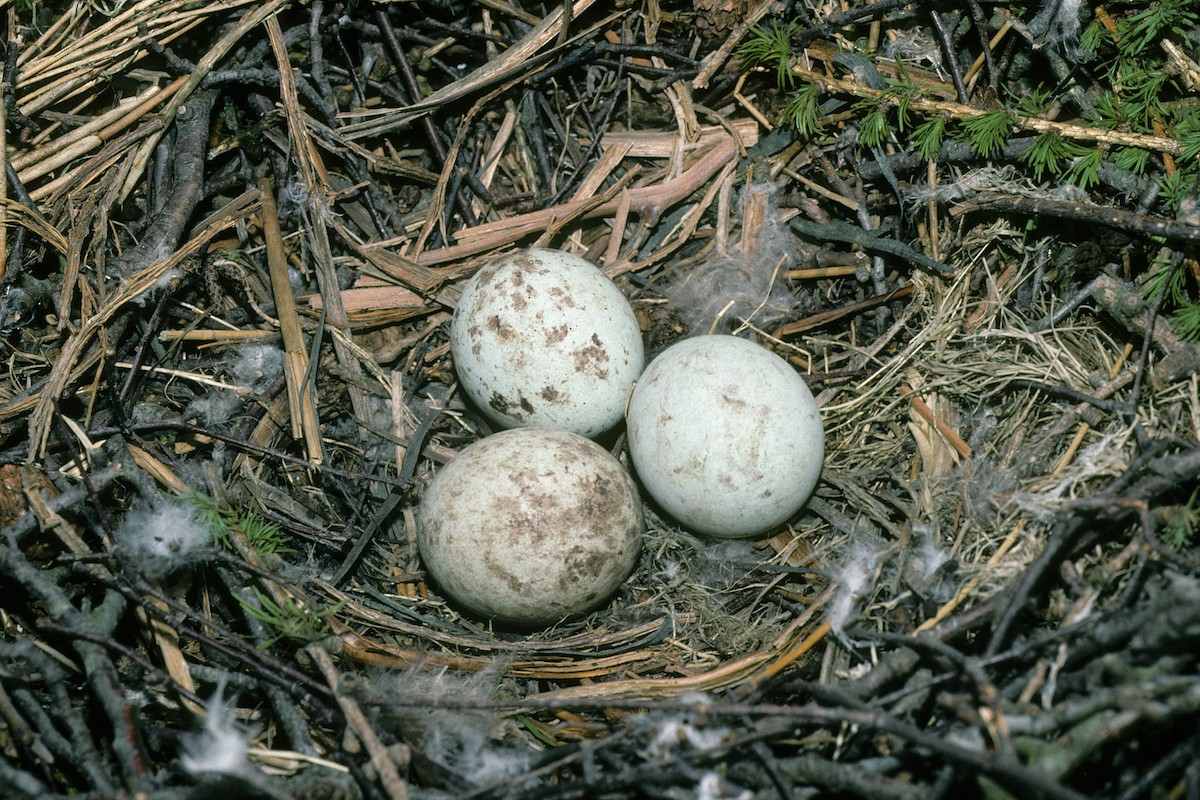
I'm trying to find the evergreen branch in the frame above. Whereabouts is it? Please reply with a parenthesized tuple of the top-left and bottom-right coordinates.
(1143, 258, 1188, 306)
(858, 106, 892, 148)
(737, 19, 800, 89)
(789, 217, 953, 275)
(1172, 303, 1200, 342)
(786, 66, 1184, 155)
(1118, 0, 1198, 57)
(1063, 147, 1105, 188)
(912, 114, 947, 162)
(1112, 146, 1152, 174)
(949, 193, 1200, 243)
(1022, 132, 1070, 181)
(781, 83, 822, 137)
(236, 587, 345, 648)
(960, 109, 1017, 157)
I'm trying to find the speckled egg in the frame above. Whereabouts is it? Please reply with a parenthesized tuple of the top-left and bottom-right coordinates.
(626, 335, 824, 538)
(415, 427, 643, 628)
(450, 249, 644, 439)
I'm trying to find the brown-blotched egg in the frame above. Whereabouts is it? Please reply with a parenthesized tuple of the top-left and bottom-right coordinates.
(450, 248, 644, 439)
(415, 427, 643, 628)
(625, 335, 824, 539)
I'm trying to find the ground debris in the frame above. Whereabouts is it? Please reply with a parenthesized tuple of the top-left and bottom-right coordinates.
(0, 1, 1197, 798)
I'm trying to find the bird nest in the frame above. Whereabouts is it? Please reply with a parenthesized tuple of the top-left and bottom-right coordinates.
(1, 1, 1198, 798)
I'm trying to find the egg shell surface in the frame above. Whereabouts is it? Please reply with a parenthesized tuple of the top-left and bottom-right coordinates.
(416, 427, 643, 628)
(450, 249, 644, 438)
(626, 335, 824, 538)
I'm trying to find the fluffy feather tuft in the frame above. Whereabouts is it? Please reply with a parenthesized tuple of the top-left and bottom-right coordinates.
(697, 771, 754, 800)
(180, 683, 254, 778)
(354, 663, 531, 787)
(664, 183, 799, 335)
(115, 497, 213, 577)
(1028, 0, 1085, 47)
(828, 540, 882, 632)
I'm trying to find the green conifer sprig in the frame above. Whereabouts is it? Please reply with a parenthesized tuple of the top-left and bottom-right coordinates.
(735, 1, 1200, 336)
(188, 492, 294, 556)
(236, 587, 346, 649)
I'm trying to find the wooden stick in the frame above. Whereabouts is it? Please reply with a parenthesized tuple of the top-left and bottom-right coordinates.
(159, 329, 280, 344)
(412, 132, 747, 266)
(259, 178, 323, 465)
(338, 0, 601, 139)
(13, 76, 186, 183)
(789, 64, 1182, 155)
(22, 189, 260, 458)
(0, 55, 7, 284)
(899, 383, 973, 460)
(307, 646, 411, 800)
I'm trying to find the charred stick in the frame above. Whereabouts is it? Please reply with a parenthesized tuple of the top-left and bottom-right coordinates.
(308, 0, 332, 103)
(88, 419, 413, 488)
(1125, 256, 1177, 413)
(789, 216, 952, 276)
(750, 740, 798, 800)
(117, 289, 173, 409)
(374, 6, 477, 228)
(546, 68, 623, 205)
(32, 617, 205, 711)
(984, 516, 1096, 659)
(526, 41, 698, 87)
(966, 0, 997, 91)
(953, 193, 1200, 244)
(334, 23, 368, 107)
(1112, 733, 1200, 800)
(10, 646, 115, 791)
(2, 463, 123, 544)
(1, 682, 61, 780)
(787, 0, 928, 49)
(522, 88, 556, 197)
(0, 759, 44, 795)
(926, 6, 970, 104)
(774, 751, 921, 800)
(117, 89, 216, 278)
(294, 69, 338, 122)
(0, 538, 146, 793)
(142, 27, 197, 74)
(2, 160, 51, 285)
(123, 573, 336, 704)
(3, 39, 38, 132)
(1003, 379, 1128, 417)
